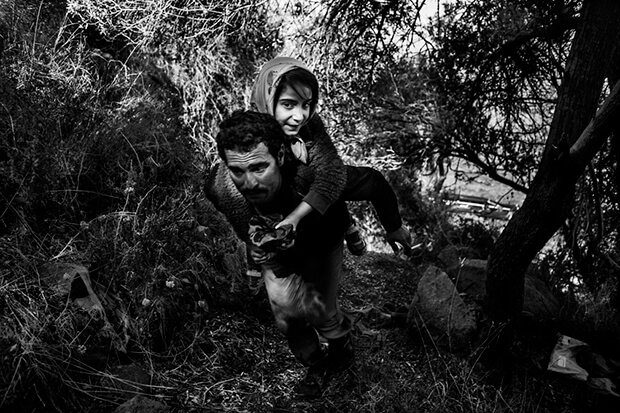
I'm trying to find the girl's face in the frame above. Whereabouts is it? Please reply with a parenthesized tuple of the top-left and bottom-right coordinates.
(274, 85, 312, 136)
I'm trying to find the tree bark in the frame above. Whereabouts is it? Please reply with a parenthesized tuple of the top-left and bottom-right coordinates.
(484, 0, 620, 360)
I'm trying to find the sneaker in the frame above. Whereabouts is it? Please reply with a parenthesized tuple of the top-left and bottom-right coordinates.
(345, 224, 366, 256)
(294, 363, 328, 398)
(328, 333, 355, 373)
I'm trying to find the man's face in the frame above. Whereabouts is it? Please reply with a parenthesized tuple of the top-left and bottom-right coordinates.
(225, 142, 283, 206)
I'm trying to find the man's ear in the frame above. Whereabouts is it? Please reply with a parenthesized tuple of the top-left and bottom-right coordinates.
(277, 144, 286, 166)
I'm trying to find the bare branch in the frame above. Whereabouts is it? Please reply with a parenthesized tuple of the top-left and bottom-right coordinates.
(570, 79, 620, 165)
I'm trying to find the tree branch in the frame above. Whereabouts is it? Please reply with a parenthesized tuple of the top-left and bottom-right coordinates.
(570, 79, 620, 166)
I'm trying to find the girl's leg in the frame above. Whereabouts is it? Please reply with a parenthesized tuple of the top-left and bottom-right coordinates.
(343, 165, 402, 233)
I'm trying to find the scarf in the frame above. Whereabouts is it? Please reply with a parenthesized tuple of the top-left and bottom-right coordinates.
(250, 57, 314, 164)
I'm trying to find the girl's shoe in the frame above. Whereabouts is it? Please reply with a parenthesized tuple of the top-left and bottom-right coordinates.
(345, 224, 366, 256)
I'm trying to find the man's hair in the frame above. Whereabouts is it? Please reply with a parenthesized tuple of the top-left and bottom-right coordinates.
(273, 68, 319, 115)
(216, 110, 286, 162)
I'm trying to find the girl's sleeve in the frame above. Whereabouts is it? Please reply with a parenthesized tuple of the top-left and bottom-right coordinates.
(300, 114, 347, 215)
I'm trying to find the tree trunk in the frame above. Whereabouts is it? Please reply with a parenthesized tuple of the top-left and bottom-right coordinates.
(484, 0, 620, 361)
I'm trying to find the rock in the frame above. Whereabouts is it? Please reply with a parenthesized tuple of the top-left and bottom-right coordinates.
(39, 262, 90, 298)
(113, 395, 170, 413)
(408, 266, 477, 351)
(446, 258, 487, 303)
(437, 245, 461, 269)
(445, 259, 560, 323)
(103, 363, 152, 399)
(523, 275, 560, 321)
(39, 262, 106, 317)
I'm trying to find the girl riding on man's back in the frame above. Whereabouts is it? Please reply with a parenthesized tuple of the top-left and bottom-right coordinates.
(250, 57, 412, 257)
(205, 57, 412, 279)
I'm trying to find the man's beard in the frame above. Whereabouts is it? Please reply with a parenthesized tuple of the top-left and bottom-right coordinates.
(243, 188, 269, 205)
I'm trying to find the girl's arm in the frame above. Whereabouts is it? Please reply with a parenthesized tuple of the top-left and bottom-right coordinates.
(296, 114, 347, 214)
(277, 114, 346, 229)
(276, 200, 313, 230)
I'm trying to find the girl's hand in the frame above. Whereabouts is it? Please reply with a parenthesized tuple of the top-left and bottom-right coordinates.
(275, 215, 300, 231)
(275, 201, 314, 230)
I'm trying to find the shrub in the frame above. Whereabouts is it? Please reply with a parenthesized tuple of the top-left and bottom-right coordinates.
(1, 1, 259, 410)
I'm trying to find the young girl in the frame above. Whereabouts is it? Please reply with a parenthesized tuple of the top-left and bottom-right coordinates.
(250, 57, 412, 256)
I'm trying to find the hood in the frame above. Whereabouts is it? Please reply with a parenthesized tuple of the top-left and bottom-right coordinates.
(250, 57, 315, 118)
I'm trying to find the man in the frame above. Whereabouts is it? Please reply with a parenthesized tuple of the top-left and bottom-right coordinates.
(206, 110, 410, 397)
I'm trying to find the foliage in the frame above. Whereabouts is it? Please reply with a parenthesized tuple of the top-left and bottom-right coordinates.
(0, 0, 260, 409)
(428, 0, 579, 192)
(2, 0, 620, 412)
(319, 0, 430, 90)
(561, 141, 620, 304)
(66, 0, 279, 162)
(310, 0, 574, 192)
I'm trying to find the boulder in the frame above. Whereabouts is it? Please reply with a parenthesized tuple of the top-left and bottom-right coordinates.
(445, 259, 560, 322)
(446, 258, 487, 303)
(437, 245, 461, 269)
(523, 275, 561, 321)
(408, 266, 477, 351)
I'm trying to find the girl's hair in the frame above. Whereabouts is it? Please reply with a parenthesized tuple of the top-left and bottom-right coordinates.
(273, 68, 319, 114)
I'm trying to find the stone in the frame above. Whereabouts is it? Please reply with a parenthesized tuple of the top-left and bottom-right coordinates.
(446, 258, 487, 303)
(39, 262, 107, 318)
(445, 259, 560, 323)
(408, 266, 477, 351)
(113, 395, 170, 413)
(437, 245, 460, 270)
(39, 262, 90, 298)
(523, 274, 560, 321)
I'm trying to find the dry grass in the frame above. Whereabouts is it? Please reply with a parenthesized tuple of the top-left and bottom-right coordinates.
(26, 251, 602, 413)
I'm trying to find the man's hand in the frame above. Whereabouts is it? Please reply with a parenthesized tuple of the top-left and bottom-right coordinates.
(247, 244, 275, 264)
(386, 226, 412, 256)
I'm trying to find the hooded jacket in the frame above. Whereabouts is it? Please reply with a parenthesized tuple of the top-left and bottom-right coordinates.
(250, 57, 347, 214)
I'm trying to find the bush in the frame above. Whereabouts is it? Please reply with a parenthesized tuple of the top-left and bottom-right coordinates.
(1, 1, 261, 410)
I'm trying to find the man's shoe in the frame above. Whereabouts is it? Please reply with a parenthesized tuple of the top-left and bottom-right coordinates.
(294, 363, 328, 398)
(345, 224, 366, 256)
(245, 269, 263, 294)
(328, 333, 355, 372)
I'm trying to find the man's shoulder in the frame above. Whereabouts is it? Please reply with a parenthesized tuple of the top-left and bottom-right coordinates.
(205, 161, 244, 210)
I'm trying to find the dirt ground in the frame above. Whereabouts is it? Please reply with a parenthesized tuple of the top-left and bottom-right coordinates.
(89, 250, 612, 412)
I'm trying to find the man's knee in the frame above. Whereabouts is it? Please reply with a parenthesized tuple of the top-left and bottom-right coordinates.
(272, 313, 306, 337)
(302, 288, 327, 325)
